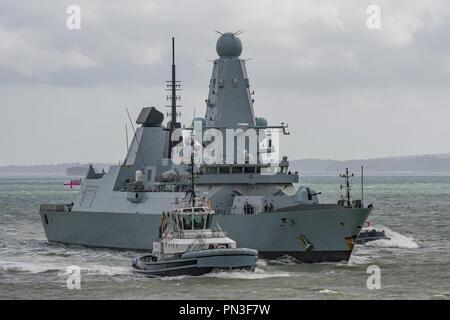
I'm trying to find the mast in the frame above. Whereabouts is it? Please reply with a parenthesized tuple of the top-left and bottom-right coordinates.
(171, 37, 176, 132)
(166, 37, 181, 158)
(340, 168, 354, 208)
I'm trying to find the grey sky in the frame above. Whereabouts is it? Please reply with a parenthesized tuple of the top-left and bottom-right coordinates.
(1, 0, 449, 165)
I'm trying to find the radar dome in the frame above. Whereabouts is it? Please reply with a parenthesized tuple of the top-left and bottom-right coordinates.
(255, 117, 268, 127)
(191, 117, 206, 128)
(216, 32, 242, 58)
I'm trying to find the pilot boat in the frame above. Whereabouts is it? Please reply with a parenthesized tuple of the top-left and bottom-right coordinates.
(131, 196, 258, 277)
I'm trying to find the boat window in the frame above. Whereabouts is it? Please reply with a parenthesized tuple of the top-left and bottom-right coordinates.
(219, 166, 230, 174)
(183, 214, 193, 230)
(206, 166, 217, 174)
(193, 208, 205, 212)
(232, 166, 243, 173)
(244, 166, 255, 173)
(193, 214, 205, 230)
(183, 209, 192, 213)
(205, 214, 213, 229)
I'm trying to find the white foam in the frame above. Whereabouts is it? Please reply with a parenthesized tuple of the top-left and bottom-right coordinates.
(365, 225, 420, 249)
(347, 254, 373, 266)
(0, 261, 65, 274)
(81, 265, 132, 276)
(269, 255, 298, 266)
(203, 267, 290, 280)
(319, 289, 340, 294)
(0, 260, 131, 276)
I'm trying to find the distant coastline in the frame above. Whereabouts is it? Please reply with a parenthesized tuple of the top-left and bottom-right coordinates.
(0, 163, 112, 176)
(289, 153, 450, 173)
(0, 154, 450, 175)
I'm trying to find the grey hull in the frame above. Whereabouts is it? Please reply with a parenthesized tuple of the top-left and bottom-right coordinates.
(39, 207, 370, 263)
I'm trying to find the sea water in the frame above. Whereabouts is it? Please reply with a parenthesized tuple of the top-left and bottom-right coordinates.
(0, 174, 448, 299)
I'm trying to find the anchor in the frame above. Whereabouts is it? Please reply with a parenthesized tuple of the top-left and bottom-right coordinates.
(299, 234, 314, 252)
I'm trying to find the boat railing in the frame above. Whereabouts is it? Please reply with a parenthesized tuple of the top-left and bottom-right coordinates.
(185, 233, 206, 252)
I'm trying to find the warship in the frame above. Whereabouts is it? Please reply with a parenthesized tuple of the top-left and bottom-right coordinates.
(39, 32, 372, 263)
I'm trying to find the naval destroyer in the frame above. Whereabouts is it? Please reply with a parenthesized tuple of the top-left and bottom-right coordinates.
(39, 32, 372, 263)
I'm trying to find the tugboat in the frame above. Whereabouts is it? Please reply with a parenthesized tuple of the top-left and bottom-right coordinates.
(131, 140, 258, 277)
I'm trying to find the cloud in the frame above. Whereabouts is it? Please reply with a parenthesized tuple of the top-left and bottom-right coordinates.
(0, 0, 449, 164)
(0, 27, 99, 77)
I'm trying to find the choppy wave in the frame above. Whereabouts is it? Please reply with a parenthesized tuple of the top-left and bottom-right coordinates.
(203, 267, 290, 280)
(347, 254, 374, 266)
(318, 289, 340, 295)
(268, 255, 299, 266)
(1, 175, 449, 299)
(0, 261, 66, 274)
(0, 260, 131, 276)
(155, 267, 290, 281)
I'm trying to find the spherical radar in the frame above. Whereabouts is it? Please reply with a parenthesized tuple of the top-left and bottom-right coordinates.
(216, 32, 243, 58)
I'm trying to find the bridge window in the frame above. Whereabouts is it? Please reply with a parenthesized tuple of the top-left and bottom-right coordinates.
(193, 214, 206, 230)
(205, 214, 213, 229)
(183, 214, 193, 230)
(232, 166, 243, 173)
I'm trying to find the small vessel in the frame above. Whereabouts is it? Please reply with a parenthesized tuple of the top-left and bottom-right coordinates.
(131, 139, 258, 277)
(356, 222, 389, 245)
(131, 198, 258, 277)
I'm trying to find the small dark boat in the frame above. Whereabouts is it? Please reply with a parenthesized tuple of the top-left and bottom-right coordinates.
(356, 226, 389, 245)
